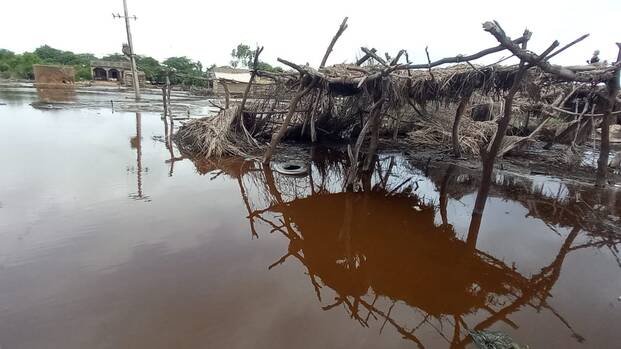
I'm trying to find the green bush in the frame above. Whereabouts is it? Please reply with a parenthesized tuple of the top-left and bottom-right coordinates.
(75, 65, 92, 81)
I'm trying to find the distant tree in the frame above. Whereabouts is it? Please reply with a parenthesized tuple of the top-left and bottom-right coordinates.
(0, 49, 15, 61)
(136, 55, 163, 83)
(0, 49, 14, 77)
(230, 43, 283, 72)
(33, 45, 63, 63)
(75, 65, 92, 80)
(74, 53, 97, 65)
(102, 53, 127, 62)
(257, 61, 284, 73)
(10, 52, 41, 79)
(230, 44, 253, 68)
(163, 56, 207, 86)
(163, 56, 197, 72)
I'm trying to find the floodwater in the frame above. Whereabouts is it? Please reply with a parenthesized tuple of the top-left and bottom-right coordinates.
(0, 88, 620, 349)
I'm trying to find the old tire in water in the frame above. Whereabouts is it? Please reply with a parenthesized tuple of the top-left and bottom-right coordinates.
(273, 161, 309, 175)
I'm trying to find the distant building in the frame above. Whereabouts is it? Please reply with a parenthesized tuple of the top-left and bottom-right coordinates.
(90, 60, 145, 87)
(211, 66, 271, 96)
(33, 64, 75, 87)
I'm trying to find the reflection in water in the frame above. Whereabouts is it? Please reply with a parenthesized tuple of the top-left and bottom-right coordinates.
(162, 104, 183, 177)
(129, 112, 150, 201)
(35, 87, 76, 103)
(190, 149, 620, 348)
(1, 92, 620, 348)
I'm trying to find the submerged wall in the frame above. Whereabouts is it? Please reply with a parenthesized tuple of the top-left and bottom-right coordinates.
(33, 64, 75, 87)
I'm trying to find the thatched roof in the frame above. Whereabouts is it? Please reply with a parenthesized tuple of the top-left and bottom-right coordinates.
(268, 62, 521, 106)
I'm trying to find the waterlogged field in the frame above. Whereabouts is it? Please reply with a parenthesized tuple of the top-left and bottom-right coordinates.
(0, 88, 619, 348)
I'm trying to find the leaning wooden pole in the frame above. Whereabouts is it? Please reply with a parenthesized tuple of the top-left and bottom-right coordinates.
(471, 66, 528, 216)
(469, 24, 533, 225)
(319, 17, 348, 68)
(309, 17, 348, 143)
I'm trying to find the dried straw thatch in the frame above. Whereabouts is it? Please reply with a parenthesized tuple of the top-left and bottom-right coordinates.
(408, 110, 497, 156)
(175, 106, 260, 158)
(302, 63, 519, 108)
(406, 64, 518, 105)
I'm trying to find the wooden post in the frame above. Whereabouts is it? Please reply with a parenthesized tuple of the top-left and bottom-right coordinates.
(452, 92, 472, 158)
(122, 0, 140, 101)
(364, 101, 384, 170)
(307, 17, 348, 143)
(470, 66, 528, 222)
(239, 46, 263, 114)
(595, 43, 621, 187)
(263, 82, 314, 164)
(221, 80, 230, 109)
(392, 111, 402, 141)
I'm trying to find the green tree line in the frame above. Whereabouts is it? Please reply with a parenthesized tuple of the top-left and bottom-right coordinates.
(0, 43, 283, 86)
(0, 45, 211, 86)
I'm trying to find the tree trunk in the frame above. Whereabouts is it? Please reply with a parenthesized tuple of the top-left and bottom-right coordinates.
(364, 108, 382, 170)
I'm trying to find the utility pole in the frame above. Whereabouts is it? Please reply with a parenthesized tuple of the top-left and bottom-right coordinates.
(113, 0, 140, 101)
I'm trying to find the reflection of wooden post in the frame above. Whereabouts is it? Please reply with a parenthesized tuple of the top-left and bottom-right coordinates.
(162, 85, 169, 136)
(439, 165, 455, 227)
(466, 212, 482, 251)
(135, 112, 143, 198)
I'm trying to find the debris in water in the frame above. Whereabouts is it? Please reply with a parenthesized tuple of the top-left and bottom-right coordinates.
(274, 161, 308, 175)
(469, 330, 528, 349)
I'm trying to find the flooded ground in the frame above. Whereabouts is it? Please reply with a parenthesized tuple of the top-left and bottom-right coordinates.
(0, 88, 620, 348)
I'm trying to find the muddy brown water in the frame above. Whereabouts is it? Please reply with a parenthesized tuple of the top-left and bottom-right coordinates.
(0, 89, 620, 348)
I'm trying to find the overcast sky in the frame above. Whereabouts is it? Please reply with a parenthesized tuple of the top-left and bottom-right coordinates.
(2, 0, 620, 68)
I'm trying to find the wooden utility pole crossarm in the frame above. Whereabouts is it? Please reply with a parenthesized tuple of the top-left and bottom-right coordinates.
(120, 0, 141, 101)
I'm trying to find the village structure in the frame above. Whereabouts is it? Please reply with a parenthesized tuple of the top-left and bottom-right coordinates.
(211, 66, 271, 96)
(90, 60, 145, 86)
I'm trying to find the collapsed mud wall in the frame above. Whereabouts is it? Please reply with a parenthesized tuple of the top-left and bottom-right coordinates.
(33, 64, 75, 87)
